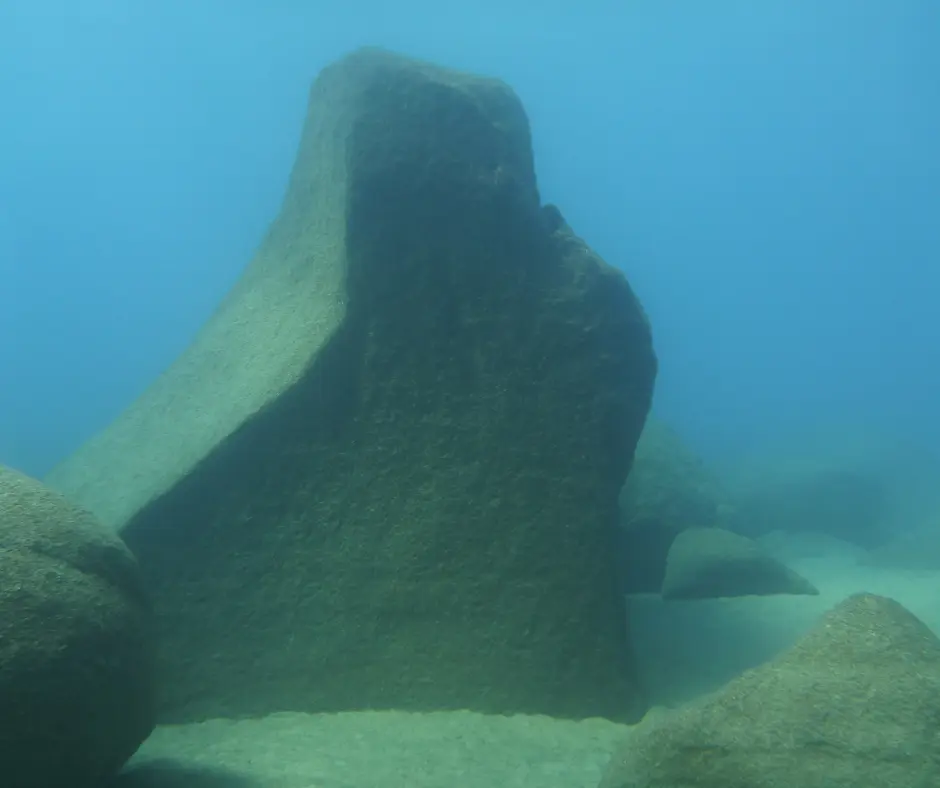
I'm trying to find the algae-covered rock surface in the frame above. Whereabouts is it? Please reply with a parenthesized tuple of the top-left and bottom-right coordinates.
(47, 48, 657, 724)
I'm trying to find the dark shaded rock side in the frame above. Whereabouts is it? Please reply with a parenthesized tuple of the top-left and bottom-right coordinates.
(47, 49, 656, 723)
(617, 420, 730, 593)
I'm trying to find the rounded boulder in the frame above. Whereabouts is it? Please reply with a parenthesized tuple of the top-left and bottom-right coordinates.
(0, 465, 155, 786)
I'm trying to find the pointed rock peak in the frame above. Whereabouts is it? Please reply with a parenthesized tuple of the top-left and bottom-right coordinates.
(600, 593, 940, 787)
(787, 592, 940, 666)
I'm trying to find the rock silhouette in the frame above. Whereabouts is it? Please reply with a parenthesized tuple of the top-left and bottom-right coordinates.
(47, 49, 657, 723)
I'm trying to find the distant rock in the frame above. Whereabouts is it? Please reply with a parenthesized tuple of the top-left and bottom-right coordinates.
(862, 519, 940, 570)
(601, 593, 940, 787)
(755, 528, 866, 565)
(722, 426, 940, 548)
(661, 527, 819, 600)
(0, 465, 154, 787)
(618, 420, 731, 593)
(46, 48, 656, 723)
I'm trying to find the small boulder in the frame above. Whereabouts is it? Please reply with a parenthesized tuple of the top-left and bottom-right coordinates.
(661, 527, 818, 600)
(0, 465, 155, 786)
(601, 593, 940, 788)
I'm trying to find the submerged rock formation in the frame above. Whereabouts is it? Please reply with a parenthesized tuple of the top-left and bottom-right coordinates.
(661, 526, 819, 600)
(723, 427, 940, 549)
(0, 465, 154, 786)
(601, 593, 940, 787)
(617, 419, 730, 593)
(47, 49, 656, 723)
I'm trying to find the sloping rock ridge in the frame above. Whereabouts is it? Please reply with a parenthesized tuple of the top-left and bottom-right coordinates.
(601, 593, 940, 787)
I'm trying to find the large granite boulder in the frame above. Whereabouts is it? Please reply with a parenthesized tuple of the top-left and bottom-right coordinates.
(617, 420, 730, 593)
(47, 48, 656, 723)
(0, 465, 154, 786)
(601, 593, 940, 787)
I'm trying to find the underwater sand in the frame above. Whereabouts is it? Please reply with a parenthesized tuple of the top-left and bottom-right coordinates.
(630, 530, 940, 705)
(118, 710, 627, 788)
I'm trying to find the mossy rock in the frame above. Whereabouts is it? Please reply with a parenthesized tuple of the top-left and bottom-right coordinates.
(47, 48, 656, 724)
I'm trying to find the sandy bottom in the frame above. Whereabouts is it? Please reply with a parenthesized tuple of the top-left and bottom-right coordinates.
(630, 530, 940, 705)
(116, 710, 628, 788)
(115, 530, 939, 787)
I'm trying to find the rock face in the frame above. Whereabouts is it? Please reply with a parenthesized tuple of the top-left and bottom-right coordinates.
(601, 593, 940, 788)
(617, 420, 729, 593)
(47, 49, 656, 723)
(661, 527, 819, 600)
(0, 466, 155, 787)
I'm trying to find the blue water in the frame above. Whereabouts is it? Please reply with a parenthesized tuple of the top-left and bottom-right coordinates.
(1, 0, 938, 476)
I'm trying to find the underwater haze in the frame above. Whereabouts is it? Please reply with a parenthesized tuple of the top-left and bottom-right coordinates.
(1, 0, 938, 476)
(4, 3, 940, 786)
